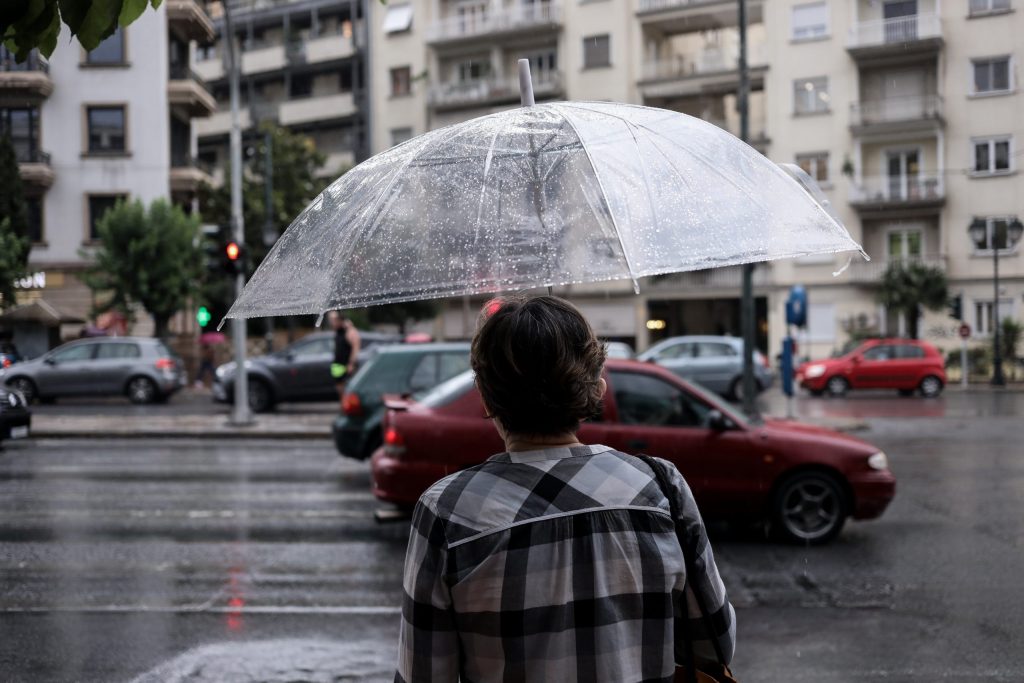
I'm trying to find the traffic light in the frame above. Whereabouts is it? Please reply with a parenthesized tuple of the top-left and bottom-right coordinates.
(223, 240, 246, 276)
(948, 294, 963, 321)
(196, 306, 212, 328)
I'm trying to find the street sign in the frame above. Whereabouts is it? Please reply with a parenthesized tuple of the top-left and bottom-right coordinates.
(786, 286, 807, 327)
(959, 323, 971, 339)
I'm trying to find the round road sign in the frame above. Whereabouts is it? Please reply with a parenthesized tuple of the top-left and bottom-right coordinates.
(959, 323, 971, 339)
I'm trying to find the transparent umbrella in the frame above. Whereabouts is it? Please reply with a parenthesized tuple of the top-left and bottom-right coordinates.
(225, 91, 865, 323)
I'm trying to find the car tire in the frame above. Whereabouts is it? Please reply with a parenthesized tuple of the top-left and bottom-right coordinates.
(7, 377, 37, 404)
(728, 377, 763, 403)
(127, 376, 158, 405)
(825, 376, 849, 397)
(247, 378, 274, 413)
(919, 375, 943, 398)
(772, 471, 848, 545)
(898, 388, 915, 397)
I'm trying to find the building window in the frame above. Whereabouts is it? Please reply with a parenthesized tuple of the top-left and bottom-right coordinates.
(972, 57, 1011, 94)
(974, 300, 1014, 335)
(26, 196, 43, 244)
(85, 28, 125, 65)
(382, 4, 413, 34)
(86, 106, 126, 154)
(583, 34, 611, 69)
(973, 136, 1012, 175)
(524, 50, 558, 82)
(791, 2, 828, 40)
(390, 127, 413, 147)
(969, 0, 1012, 16)
(290, 74, 313, 98)
(88, 194, 127, 242)
(970, 216, 1021, 252)
(0, 107, 41, 162)
(796, 152, 829, 183)
(794, 77, 829, 114)
(390, 66, 411, 96)
(456, 60, 490, 83)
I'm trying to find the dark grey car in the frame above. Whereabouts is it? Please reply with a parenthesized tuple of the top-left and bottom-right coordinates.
(0, 337, 186, 404)
(637, 335, 774, 401)
(212, 331, 403, 412)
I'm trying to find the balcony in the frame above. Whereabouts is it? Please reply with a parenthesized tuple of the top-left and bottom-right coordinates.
(279, 92, 356, 126)
(849, 174, 946, 216)
(847, 14, 943, 64)
(296, 33, 356, 65)
(649, 265, 772, 290)
(638, 48, 767, 99)
(195, 108, 253, 138)
(166, 0, 215, 45)
(427, 3, 562, 46)
(636, 0, 763, 33)
(850, 94, 943, 135)
(242, 43, 287, 76)
(170, 155, 214, 195)
(16, 148, 54, 190)
(846, 254, 946, 284)
(0, 49, 53, 104)
(699, 117, 769, 149)
(167, 64, 217, 117)
(429, 72, 563, 111)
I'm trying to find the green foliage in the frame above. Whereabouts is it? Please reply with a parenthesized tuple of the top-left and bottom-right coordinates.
(877, 261, 948, 339)
(368, 300, 440, 334)
(1, 0, 162, 61)
(1002, 318, 1022, 361)
(0, 218, 28, 311)
(0, 134, 29, 253)
(81, 198, 202, 338)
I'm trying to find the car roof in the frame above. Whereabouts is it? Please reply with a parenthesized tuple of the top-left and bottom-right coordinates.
(651, 335, 741, 345)
(377, 342, 470, 354)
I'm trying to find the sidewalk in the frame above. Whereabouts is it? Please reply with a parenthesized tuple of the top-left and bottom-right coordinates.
(29, 412, 334, 440)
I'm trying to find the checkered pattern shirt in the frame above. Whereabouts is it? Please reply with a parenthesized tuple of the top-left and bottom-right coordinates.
(395, 444, 736, 683)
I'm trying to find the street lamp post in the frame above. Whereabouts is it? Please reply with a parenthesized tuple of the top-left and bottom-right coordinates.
(969, 217, 1024, 386)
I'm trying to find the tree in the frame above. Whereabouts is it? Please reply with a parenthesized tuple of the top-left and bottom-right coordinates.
(1, 1, 162, 62)
(82, 199, 202, 338)
(1002, 318, 1022, 365)
(367, 301, 440, 335)
(0, 134, 29, 252)
(0, 218, 28, 311)
(877, 261, 948, 339)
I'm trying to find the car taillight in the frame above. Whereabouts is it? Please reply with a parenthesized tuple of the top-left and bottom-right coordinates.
(384, 427, 406, 458)
(155, 358, 175, 371)
(1, 358, 9, 368)
(342, 392, 362, 416)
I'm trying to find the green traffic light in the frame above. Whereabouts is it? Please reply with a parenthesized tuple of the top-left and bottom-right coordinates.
(197, 306, 212, 327)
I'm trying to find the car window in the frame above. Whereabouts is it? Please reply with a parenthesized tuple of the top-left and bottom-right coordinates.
(654, 342, 693, 361)
(895, 345, 925, 359)
(610, 371, 711, 428)
(51, 344, 96, 362)
(292, 338, 331, 357)
(439, 353, 471, 382)
(862, 345, 895, 361)
(96, 342, 141, 360)
(418, 370, 475, 407)
(408, 354, 439, 392)
(696, 342, 736, 358)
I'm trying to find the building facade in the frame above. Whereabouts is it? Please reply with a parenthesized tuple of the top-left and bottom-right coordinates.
(367, 0, 1023, 362)
(0, 0, 216, 337)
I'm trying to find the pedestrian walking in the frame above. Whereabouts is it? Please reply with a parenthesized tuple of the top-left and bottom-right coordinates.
(395, 295, 735, 683)
(329, 311, 360, 410)
(194, 342, 216, 389)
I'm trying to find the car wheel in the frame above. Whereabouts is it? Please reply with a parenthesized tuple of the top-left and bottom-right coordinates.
(8, 377, 37, 404)
(728, 377, 762, 403)
(127, 377, 158, 405)
(247, 378, 274, 413)
(919, 375, 943, 398)
(898, 388, 915, 397)
(825, 376, 849, 397)
(773, 471, 848, 545)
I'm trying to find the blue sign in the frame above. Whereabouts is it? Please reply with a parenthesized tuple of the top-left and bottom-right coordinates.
(781, 337, 795, 397)
(786, 286, 808, 328)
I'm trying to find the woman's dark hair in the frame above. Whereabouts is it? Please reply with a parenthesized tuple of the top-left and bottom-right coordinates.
(471, 295, 606, 436)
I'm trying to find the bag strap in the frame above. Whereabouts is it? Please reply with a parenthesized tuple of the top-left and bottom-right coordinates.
(638, 454, 728, 671)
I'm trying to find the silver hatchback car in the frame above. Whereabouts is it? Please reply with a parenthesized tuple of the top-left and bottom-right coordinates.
(0, 337, 186, 405)
(637, 335, 774, 400)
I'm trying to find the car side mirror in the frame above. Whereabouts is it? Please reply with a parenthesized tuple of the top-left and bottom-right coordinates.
(44, 357, 56, 365)
(707, 409, 731, 431)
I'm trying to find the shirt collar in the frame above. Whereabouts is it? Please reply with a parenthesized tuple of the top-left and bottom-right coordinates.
(489, 443, 614, 464)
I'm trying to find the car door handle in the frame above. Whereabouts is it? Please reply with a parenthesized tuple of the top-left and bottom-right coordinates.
(628, 439, 648, 450)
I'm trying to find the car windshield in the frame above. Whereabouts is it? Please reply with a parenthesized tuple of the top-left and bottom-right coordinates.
(415, 369, 475, 406)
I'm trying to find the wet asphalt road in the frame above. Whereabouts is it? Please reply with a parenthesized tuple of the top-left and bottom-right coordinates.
(2, 391, 1023, 682)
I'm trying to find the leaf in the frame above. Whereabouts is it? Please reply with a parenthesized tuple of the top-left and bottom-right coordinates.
(37, 7, 60, 57)
(118, 0, 147, 27)
(69, 0, 120, 51)
(56, 0, 90, 36)
(150, 0, 163, 9)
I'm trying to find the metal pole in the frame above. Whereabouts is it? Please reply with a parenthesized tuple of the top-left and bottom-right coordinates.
(738, 0, 756, 417)
(224, 2, 252, 425)
(961, 336, 968, 388)
(263, 128, 275, 355)
(992, 246, 1005, 386)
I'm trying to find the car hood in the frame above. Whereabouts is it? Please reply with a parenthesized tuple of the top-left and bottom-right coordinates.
(758, 417, 877, 455)
(798, 358, 845, 371)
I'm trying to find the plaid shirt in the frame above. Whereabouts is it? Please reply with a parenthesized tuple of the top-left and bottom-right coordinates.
(396, 444, 736, 683)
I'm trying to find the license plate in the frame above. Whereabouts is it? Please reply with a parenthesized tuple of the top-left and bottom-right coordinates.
(10, 425, 28, 439)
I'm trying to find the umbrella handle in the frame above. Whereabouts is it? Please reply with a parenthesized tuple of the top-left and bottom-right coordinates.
(518, 59, 535, 107)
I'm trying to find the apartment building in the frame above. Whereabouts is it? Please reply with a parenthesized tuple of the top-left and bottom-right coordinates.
(193, 0, 370, 180)
(0, 0, 216, 340)
(368, 0, 1023, 361)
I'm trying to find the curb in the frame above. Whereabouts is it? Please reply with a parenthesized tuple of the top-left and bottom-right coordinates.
(28, 429, 332, 440)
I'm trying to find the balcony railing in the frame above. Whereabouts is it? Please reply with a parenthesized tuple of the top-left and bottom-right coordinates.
(0, 48, 48, 73)
(427, 3, 561, 43)
(637, 0, 734, 13)
(429, 72, 562, 108)
(171, 154, 214, 174)
(849, 174, 945, 205)
(642, 45, 765, 81)
(850, 94, 943, 127)
(847, 14, 941, 49)
(13, 146, 50, 165)
(169, 62, 206, 83)
(846, 254, 946, 283)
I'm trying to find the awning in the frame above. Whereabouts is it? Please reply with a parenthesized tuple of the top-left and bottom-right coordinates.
(0, 300, 86, 326)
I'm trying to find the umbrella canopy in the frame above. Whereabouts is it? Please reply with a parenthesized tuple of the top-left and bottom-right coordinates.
(225, 101, 865, 322)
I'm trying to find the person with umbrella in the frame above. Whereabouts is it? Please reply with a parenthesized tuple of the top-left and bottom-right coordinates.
(395, 296, 735, 682)
(329, 311, 360, 410)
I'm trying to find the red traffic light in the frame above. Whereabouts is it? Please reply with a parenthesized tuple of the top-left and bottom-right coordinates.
(225, 242, 241, 261)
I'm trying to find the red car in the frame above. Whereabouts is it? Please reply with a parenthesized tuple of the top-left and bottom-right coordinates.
(371, 359, 895, 544)
(797, 338, 946, 398)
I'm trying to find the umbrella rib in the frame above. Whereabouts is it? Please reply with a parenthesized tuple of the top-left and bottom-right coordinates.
(552, 105, 640, 293)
